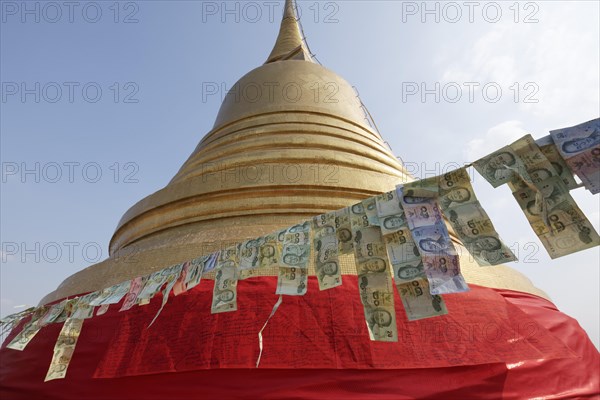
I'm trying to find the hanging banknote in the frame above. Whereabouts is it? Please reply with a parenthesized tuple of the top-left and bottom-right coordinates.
(7, 301, 66, 351)
(397, 186, 443, 229)
(275, 266, 308, 295)
(258, 231, 284, 268)
(384, 229, 420, 267)
(137, 267, 175, 303)
(353, 226, 398, 342)
(398, 186, 469, 295)
(334, 207, 354, 253)
(0, 307, 34, 339)
(93, 280, 131, 314)
(473, 145, 528, 188)
(513, 176, 600, 258)
(211, 267, 238, 313)
(508, 135, 562, 191)
(211, 246, 239, 313)
(439, 168, 517, 266)
(361, 197, 380, 226)
(44, 317, 84, 381)
(70, 294, 96, 320)
(535, 135, 578, 190)
(313, 213, 341, 290)
(551, 118, 600, 194)
(282, 221, 311, 269)
(119, 276, 146, 312)
(349, 202, 370, 232)
(397, 278, 448, 321)
(184, 254, 213, 291)
(276, 223, 310, 295)
(375, 190, 407, 235)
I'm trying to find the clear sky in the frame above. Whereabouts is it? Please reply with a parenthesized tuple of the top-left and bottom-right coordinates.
(1, 1, 598, 348)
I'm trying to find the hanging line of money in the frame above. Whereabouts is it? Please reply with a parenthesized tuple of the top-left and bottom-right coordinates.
(256, 295, 283, 368)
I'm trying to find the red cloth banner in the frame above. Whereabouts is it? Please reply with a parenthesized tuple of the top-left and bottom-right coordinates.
(0, 277, 598, 399)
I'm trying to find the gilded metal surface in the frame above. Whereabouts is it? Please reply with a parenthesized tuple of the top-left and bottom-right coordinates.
(39, 0, 548, 305)
(265, 0, 312, 63)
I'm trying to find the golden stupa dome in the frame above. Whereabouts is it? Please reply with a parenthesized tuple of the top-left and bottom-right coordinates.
(40, 0, 546, 305)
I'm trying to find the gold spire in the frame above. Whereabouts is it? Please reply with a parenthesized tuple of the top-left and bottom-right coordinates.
(265, 0, 313, 63)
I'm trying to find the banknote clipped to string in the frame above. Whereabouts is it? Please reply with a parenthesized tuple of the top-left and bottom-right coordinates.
(550, 118, 600, 194)
(276, 222, 311, 296)
(212, 245, 240, 313)
(313, 212, 342, 290)
(352, 220, 398, 342)
(397, 185, 469, 295)
(474, 133, 600, 258)
(375, 190, 449, 321)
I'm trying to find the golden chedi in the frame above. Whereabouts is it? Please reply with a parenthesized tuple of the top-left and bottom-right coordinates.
(40, 0, 546, 305)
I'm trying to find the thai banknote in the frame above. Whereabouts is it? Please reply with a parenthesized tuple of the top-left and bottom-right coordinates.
(335, 208, 354, 253)
(538, 219, 600, 259)
(421, 254, 469, 295)
(88, 286, 116, 307)
(0, 307, 35, 338)
(44, 317, 84, 381)
(397, 186, 443, 229)
(357, 273, 397, 342)
(238, 237, 262, 279)
(6, 325, 43, 351)
(438, 168, 477, 209)
(513, 176, 575, 224)
(172, 262, 189, 296)
(376, 190, 407, 235)
(276, 223, 311, 294)
(461, 235, 517, 266)
(280, 243, 311, 269)
(508, 135, 560, 191)
(137, 270, 171, 302)
(313, 213, 341, 290)
(446, 203, 517, 265)
(95, 280, 131, 306)
(183, 255, 211, 290)
(397, 278, 448, 321)
(402, 176, 439, 199)
(70, 294, 96, 320)
(353, 227, 398, 341)
(349, 202, 370, 232)
(119, 276, 146, 312)
(551, 118, 600, 194)
(211, 262, 238, 313)
(411, 223, 457, 257)
(535, 135, 578, 189)
(375, 190, 403, 217)
(239, 237, 265, 270)
(7, 302, 66, 351)
(392, 259, 426, 284)
(384, 229, 420, 265)
(361, 197, 380, 226)
(473, 145, 528, 188)
(440, 168, 517, 266)
(513, 176, 599, 258)
(201, 251, 220, 274)
(258, 231, 284, 268)
(219, 244, 240, 265)
(275, 266, 308, 295)
(398, 184, 470, 294)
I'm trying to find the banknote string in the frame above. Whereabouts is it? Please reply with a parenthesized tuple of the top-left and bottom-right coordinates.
(256, 295, 283, 368)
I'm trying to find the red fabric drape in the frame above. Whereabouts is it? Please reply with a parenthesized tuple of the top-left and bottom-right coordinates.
(1, 277, 598, 399)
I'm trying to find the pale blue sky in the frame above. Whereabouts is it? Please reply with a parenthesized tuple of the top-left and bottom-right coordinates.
(1, 1, 599, 348)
